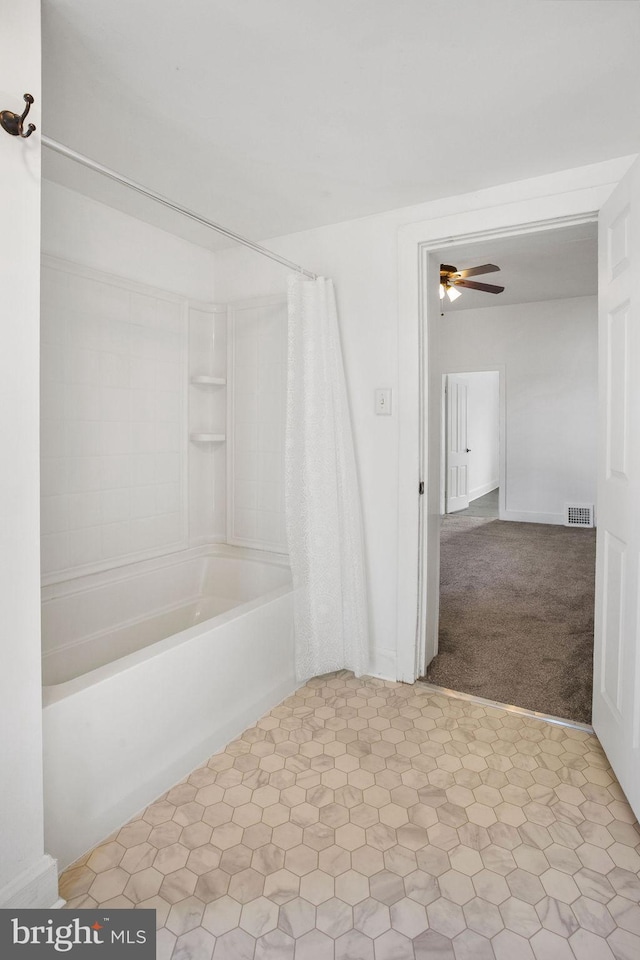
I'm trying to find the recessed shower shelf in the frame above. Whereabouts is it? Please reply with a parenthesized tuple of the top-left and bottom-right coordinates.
(190, 433, 226, 443)
(190, 375, 226, 386)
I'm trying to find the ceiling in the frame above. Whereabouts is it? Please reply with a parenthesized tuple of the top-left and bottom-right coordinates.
(433, 222, 598, 311)
(42, 1, 640, 248)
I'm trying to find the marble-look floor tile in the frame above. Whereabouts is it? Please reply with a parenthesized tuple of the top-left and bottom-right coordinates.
(530, 928, 577, 960)
(57, 672, 640, 960)
(452, 928, 495, 960)
(255, 929, 294, 959)
(492, 929, 535, 960)
(607, 927, 640, 960)
(535, 895, 579, 937)
(374, 928, 416, 960)
(335, 928, 375, 960)
(569, 928, 616, 960)
(171, 927, 215, 960)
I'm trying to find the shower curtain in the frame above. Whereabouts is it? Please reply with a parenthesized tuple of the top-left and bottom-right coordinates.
(286, 275, 369, 681)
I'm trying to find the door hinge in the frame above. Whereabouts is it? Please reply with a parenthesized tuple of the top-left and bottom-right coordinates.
(419, 481, 424, 495)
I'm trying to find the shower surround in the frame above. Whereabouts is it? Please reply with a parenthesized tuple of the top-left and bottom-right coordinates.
(40, 219, 292, 871)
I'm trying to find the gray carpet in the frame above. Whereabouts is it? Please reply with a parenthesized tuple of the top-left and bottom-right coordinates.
(453, 488, 499, 519)
(426, 515, 596, 723)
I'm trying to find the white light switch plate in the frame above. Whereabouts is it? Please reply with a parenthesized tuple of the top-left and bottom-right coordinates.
(375, 388, 392, 415)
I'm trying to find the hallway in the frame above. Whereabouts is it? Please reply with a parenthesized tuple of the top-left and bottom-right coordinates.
(429, 517, 596, 723)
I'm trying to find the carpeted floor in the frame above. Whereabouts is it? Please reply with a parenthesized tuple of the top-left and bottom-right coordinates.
(426, 515, 596, 724)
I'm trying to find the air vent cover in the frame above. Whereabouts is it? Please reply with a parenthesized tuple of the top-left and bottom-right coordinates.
(565, 504, 595, 528)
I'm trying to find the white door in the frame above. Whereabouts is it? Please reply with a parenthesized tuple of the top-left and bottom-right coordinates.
(593, 155, 640, 820)
(445, 375, 470, 513)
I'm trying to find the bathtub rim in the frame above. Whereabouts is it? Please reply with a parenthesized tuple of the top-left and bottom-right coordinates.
(41, 541, 289, 603)
(42, 544, 292, 707)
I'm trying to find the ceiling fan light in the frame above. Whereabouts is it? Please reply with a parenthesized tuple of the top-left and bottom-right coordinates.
(439, 283, 445, 300)
(447, 285, 461, 302)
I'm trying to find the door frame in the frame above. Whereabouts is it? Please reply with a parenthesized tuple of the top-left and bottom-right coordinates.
(395, 165, 631, 684)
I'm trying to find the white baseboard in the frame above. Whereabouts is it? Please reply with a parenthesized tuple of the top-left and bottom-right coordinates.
(469, 481, 499, 502)
(500, 509, 564, 525)
(0, 854, 61, 908)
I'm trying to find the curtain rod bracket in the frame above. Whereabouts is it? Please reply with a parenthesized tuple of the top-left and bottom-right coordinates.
(1, 93, 36, 139)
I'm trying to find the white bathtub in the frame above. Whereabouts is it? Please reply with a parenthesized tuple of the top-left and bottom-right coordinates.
(42, 545, 295, 871)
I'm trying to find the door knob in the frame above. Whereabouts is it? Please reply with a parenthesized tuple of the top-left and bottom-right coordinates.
(466, 448, 471, 453)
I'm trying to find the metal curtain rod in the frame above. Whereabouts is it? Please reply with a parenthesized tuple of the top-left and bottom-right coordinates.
(41, 136, 317, 279)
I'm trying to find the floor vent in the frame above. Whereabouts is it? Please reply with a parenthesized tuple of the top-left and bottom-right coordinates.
(565, 503, 595, 528)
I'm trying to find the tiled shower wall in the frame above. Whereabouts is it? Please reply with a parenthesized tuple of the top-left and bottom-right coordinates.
(40, 258, 188, 579)
(188, 302, 228, 545)
(41, 261, 289, 579)
(227, 296, 287, 552)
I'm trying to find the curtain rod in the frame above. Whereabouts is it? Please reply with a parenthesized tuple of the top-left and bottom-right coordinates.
(41, 136, 317, 279)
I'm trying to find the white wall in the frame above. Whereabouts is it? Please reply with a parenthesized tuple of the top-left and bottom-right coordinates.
(213, 158, 632, 679)
(440, 298, 597, 523)
(213, 228, 402, 678)
(42, 181, 217, 301)
(0, 0, 59, 907)
(464, 371, 500, 501)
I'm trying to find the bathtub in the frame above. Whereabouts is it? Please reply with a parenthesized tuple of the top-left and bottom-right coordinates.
(42, 545, 295, 871)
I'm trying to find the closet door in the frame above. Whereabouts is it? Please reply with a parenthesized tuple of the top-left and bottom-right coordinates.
(445, 375, 470, 513)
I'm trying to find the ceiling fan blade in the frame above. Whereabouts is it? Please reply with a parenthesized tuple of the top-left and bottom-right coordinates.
(454, 279, 505, 294)
(456, 264, 501, 279)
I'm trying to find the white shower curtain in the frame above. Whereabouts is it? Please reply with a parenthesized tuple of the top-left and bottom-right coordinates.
(286, 275, 369, 681)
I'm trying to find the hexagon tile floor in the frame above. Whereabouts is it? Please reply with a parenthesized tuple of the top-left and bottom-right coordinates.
(60, 672, 640, 960)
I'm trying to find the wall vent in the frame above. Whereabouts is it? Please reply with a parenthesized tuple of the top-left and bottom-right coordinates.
(565, 503, 595, 528)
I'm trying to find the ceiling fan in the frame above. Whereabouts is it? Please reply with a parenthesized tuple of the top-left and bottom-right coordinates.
(440, 263, 505, 303)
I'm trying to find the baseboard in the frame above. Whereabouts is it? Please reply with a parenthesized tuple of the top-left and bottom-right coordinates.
(0, 855, 62, 908)
(469, 481, 499, 502)
(500, 509, 564, 525)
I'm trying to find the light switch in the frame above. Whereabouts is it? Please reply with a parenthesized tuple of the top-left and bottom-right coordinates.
(375, 388, 392, 415)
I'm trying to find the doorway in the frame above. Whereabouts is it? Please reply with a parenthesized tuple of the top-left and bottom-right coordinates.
(423, 224, 600, 722)
(396, 155, 640, 822)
